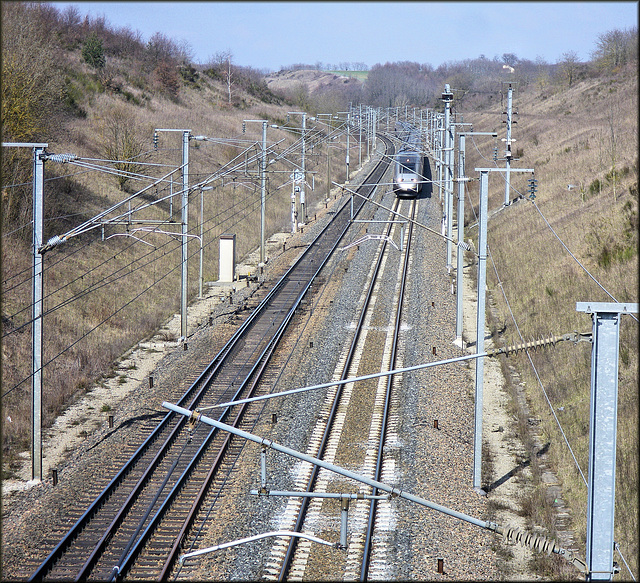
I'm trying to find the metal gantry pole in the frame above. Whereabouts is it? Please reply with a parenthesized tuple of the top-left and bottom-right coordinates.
(286, 112, 307, 223)
(372, 108, 377, 153)
(346, 110, 350, 182)
(198, 185, 213, 298)
(300, 113, 307, 222)
(180, 130, 191, 341)
(504, 83, 513, 206)
(455, 134, 467, 347)
(472, 167, 534, 488)
(32, 145, 47, 481)
(358, 104, 363, 167)
(2, 142, 48, 480)
(442, 85, 454, 271)
(437, 118, 444, 203)
(154, 128, 193, 340)
(260, 121, 267, 263)
(576, 302, 638, 581)
(243, 119, 270, 263)
(473, 170, 489, 490)
(455, 132, 497, 347)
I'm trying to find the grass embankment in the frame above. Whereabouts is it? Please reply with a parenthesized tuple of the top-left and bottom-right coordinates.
(1, 57, 350, 472)
(464, 65, 638, 578)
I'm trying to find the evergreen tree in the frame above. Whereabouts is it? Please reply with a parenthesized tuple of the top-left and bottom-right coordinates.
(82, 32, 105, 69)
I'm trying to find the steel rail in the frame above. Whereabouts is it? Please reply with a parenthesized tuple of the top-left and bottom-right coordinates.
(278, 137, 397, 579)
(136, 136, 396, 581)
(361, 198, 416, 579)
(29, 134, 393, 582)
(126, 276, 311, 581)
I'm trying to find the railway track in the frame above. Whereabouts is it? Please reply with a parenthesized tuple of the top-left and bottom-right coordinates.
(258, 188, 418, 580)
(28, 135, 395, 582)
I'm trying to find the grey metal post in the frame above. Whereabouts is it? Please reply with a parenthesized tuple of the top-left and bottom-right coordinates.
(455, 134, 466, 347)
(199, 185, 204, 298)
(300, 113, 306, 222)
(346, 110, 350, 182)
(326, 140, 331, 200)
(3, 142, 48, 481)
(372, 108, 377, 153)
(471, 166, 533, 488)
(198, 185, 213, 298)
(473, 170, 489, 490)
(32, 145, 46, 481)
(358, 104, 362, 167)
(340, 497, 349, 548)
(504, 83, 513, 206)
(442, 85, 454, 271)
(437, 119, 444, 202)
(261, 121, 267, 263)
(455, 132, 498, 347)
(366, 107, 371, 160)
(576, 302, 638, 581)
(180, 130, 190, 341)
(291, 182, 297, 234)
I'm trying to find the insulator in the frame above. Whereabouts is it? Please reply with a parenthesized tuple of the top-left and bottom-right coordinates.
(39, 234, 65, 253)
(46, 153, 76, 163)
(153, 132, 159, 149)
(502, 526, 559, 556)
(490, 334, 562, 357)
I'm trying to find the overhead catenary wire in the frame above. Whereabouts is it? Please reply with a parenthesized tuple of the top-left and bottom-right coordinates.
(2, 227, 191, 399)
(3, 130, 281, 323)
(462, 173, 589, 485)
(469, 133, 636, 322)
(2, 125, 356, 394)
(3, 169, 271, 336)
(2, 148, 296, 400)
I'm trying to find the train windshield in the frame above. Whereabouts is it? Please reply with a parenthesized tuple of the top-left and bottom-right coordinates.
(398, 157, 416, 172)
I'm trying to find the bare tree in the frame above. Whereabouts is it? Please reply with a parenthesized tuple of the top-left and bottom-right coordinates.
(211, 50, 235, 105)
(1, 1, 64, 230)
(559, 50, 580, 87)
(501, 53, 519, 68)
(592, 27, 638, 70)
(98, 105, 149, 191)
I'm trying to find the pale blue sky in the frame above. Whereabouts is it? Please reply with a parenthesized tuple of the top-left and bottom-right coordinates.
(52, 1, 638, 71)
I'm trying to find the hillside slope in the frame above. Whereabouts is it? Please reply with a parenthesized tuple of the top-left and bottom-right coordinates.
(461, 64, 638, 578)
(1, 40, 351, 466)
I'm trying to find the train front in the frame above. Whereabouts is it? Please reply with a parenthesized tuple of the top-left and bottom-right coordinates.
(393, 152, 422, 196)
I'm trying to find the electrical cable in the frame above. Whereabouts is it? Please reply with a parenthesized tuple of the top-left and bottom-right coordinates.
(615, 541, 637, 581)
(530, 199, 637, 322)
(5, 162, 286, 378)
(1, 229, 190, 399)
(469, 135, 637, 322)
(463, 179, 588, 486)
(3, 162, 267, 330)
(2, 128, 342, 394)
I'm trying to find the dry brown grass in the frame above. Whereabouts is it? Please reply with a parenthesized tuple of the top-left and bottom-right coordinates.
(1, 66, 351, 468)
(463, 64, 638, 578)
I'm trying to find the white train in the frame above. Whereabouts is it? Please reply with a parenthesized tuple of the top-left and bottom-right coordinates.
(393, 123, 424, 197)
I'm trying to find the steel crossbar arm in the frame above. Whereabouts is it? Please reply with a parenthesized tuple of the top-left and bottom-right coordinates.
(163, 402, 588, 573)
